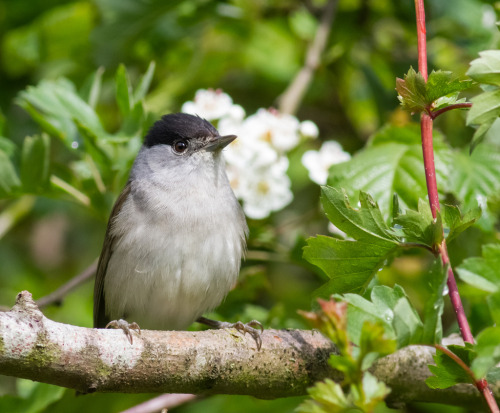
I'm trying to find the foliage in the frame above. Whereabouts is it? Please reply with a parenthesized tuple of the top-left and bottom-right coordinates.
(0, 1, 500, 412)
(297, 298, 393, 413)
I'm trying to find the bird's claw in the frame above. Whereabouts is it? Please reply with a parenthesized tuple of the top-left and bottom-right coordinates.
(105, 319, 141, 344)
(226, 320, 263, 351)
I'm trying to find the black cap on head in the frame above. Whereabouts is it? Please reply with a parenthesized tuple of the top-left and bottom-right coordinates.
(144, 113, 219, 148)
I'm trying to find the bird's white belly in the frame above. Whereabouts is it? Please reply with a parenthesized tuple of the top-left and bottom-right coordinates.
(103, 194, 244, 330)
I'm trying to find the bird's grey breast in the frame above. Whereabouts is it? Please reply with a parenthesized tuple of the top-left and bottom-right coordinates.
(102, 162, 247, 330)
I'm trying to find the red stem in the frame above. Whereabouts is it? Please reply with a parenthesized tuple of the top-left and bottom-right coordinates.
(430, 103, 473, 120)
(435, 345, 500, 413)
(414, 1, 498, 411)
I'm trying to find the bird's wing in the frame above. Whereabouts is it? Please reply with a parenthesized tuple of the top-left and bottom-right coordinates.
(93, 183, 131, 328)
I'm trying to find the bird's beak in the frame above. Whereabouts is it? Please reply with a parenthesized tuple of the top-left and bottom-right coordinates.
(204, 135, 237, 152)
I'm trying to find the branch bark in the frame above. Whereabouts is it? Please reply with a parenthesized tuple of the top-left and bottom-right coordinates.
(0, 291, 498, 406)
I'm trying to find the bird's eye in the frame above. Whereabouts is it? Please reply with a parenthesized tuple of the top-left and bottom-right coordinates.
(173, 140, 189, 154)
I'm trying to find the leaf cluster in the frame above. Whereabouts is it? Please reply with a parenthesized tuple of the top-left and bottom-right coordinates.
(297, 298, 394, 413)
(396, 68, 473, 114)
(0, 63, 155, 216)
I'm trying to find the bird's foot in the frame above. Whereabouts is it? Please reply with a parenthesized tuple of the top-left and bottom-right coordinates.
(197, 316, 263, 350)
(105, 319, 141, 344)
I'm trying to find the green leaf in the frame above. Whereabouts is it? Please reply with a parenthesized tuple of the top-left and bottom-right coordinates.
(320, 187, 399, 245)
(358, 321, 396, 370)
(448, 145, 500, 230)
(471, 327, 500, 378)
(393, 198, 443, 248)
(328, 124, 450, 219)
(426, 345, 475, 389)
(396, 68, 473, 113)
(304, 188, 400, 296)
(442, 204, 481, 243)
(115, 64, 132, 116)
(456, 244, 500, 294)
(304, 236, 397, 296)
(80, 66, 105, 109)
(467, 50, 500, 87)
(20, 134, 50, 192)
(487, 292, 500, 325)
(421, 260, 447, 344)
(469, 119, 494, 153)
(0, 149, 21, 197)
(467, 89, 500, 125)
(426, 71, 474, 104)
(0, 137, 17, 157)
(132, 61, 156, 103)
(297, 379, 350, 413)
(396, 67, 428, 113)
(17, 78, 107, 147)
(0, 382, 65, 413)
(342, 285, 423, 348)
(358, 372, 391, 411)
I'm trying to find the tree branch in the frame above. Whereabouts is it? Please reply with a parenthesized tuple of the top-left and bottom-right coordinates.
(277, 0, 338, 115)
(0, 291, 498, 406)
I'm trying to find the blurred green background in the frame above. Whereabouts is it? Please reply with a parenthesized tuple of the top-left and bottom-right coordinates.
(0, 0, 499, 412)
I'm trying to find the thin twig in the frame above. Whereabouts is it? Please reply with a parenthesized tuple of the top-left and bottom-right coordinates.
(430, 103, 472, 120)
(35, 259, 98, 308)
(120, 394, 197, 413)
(278, 0, 338, 115)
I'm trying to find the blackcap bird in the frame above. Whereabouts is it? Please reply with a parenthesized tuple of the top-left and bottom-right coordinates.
(93, 113, 262, 348)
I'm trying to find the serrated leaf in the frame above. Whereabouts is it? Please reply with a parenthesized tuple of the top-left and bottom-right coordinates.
(456, 244, 500, 293)
(448, 145, 500, 231)
(342, 285, 422, 348)
(358, 321, 396, 370)
(16, 78, 107, 147)
(442, 204, 481, 243)
(471, 327, 500, 378)
(396, 68, 473, 113)
(426, 71, 474, 104)
(20, 134, 50, 192)
(467, 89, 500, 125)
(297, 379, 350, 413)
(321, 187, 399, 245)
(115, 64, 132, 116)
(421, 260, 447, 344)
(328, 124, 450, 219)
(396, 67, 428, 113)
(0, 150, 21, 197)
(304, 236, 397, 296)
(304, 188, 400, 296)
(467, 50, 500, 86)
(359, 372, 391, 411)
(393, 198, 443, 248)
(426, 345, 475, 389)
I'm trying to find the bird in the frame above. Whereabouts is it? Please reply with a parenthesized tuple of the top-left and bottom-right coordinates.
(93, 113, 262, 349)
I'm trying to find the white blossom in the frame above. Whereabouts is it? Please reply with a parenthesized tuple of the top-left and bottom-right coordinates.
(182, 90, 320, 219)
(299, 120, 319, 138)
(235, 158, 293, 220)
(181, 89, 234, 120)
(242, 108, 301, 153)
(302, 141, 351, 185)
